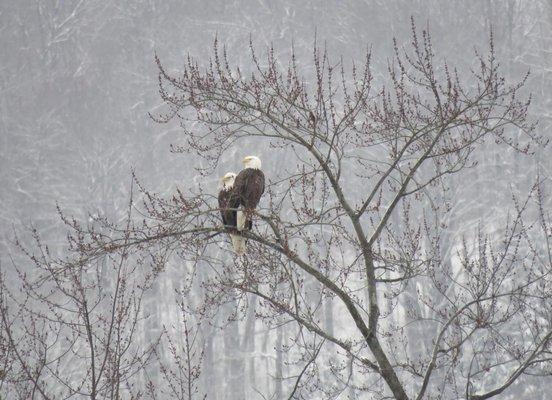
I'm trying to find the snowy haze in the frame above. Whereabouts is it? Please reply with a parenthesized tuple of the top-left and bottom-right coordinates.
(1, 1, 551, 399)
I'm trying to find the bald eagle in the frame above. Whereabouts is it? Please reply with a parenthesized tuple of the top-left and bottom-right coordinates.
(230, 156, 265, 232)
(218, 172, 245, 255)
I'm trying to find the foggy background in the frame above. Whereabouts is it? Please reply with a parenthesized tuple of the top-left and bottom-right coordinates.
(1, 1, 551, 398)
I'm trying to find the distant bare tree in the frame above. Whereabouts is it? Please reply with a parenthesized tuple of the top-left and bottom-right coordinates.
(0, 182, 208, 399)
(145, 298, 205, 400)
(2, 20, 551, 400)
(0, 191, 162, 400)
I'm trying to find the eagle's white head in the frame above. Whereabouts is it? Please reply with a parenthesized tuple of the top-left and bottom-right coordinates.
(220, 172, 237, 190)
(243, 155, 262, 170)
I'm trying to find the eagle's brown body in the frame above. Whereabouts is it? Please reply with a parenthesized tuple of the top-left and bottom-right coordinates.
(217, 173, 245, 255)
(229, 168, 265, 230)
(218, 187, 237, 230)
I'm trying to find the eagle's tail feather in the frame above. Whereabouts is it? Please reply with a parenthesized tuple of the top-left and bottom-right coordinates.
(230, 234, 246, 255)
(236, 210, 246, 231)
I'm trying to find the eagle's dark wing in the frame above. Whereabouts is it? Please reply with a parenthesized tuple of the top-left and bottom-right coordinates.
(233, 169, 265, 209)
(218, 189, 236, 228)
(230, 169, 265, 231)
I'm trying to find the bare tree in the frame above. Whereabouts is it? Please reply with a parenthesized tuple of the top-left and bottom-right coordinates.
(146, 21, 548, 399)
(3, 20, 551, 399)
(145, 298, 205, 400)
(0, 190, 163, 400)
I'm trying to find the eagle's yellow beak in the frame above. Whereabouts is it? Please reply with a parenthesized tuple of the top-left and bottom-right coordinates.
(242, 157, 250, 163)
